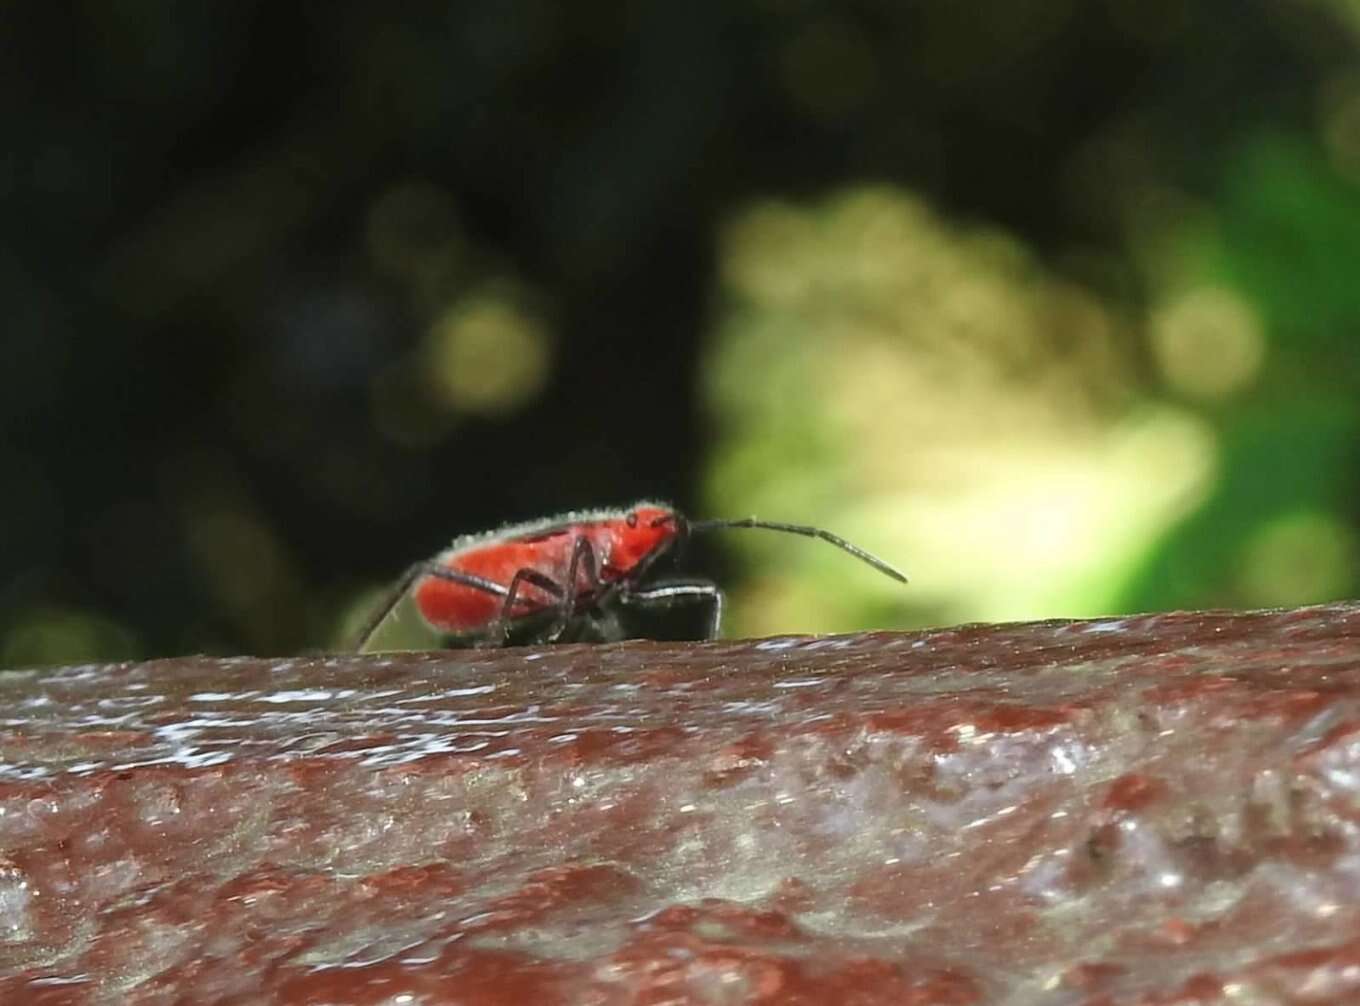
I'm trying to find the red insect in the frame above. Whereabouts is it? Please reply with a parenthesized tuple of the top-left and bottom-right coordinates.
(354, 502, 907, 651)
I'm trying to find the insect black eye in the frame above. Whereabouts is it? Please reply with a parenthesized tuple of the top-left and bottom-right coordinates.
(626, 512, 638, 528)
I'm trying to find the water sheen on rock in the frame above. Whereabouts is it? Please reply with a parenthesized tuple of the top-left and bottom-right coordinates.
(3, 604, 1360, 1004)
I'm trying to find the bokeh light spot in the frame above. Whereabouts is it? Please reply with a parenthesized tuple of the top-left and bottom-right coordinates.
(1236, 510, 1359, 607)
(1321, 72, 1360, 181)
(2, 607, 140, 667)
(365, 180, 464, 312)
(423, 290, 552, 417)
(778, 18, 878, 120)
(1149, 286, 1266, 400)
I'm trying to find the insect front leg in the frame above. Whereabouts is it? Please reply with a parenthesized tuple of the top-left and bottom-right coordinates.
(543, 536, 603, 643)
(618, 578, 725, 640)
(482, 568, 566, 647)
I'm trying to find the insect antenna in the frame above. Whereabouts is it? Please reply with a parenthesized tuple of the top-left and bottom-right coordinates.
(685, 518, 908, 583)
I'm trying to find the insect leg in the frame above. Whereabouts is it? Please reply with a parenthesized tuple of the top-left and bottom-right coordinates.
(542, 536, 603, 643)
(482, 567, 567, 647)
(354, 562, 511, 651)
(619, 578, 725, 640)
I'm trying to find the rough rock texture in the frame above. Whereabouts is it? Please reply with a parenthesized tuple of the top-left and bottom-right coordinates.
(3, 604, 1360, 1004)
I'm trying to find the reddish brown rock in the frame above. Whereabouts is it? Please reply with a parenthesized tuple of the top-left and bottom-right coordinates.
(2, 604, 1360, 1003)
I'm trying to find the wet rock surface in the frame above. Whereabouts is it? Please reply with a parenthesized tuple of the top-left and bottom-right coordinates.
(3, 605, 1360, 1003)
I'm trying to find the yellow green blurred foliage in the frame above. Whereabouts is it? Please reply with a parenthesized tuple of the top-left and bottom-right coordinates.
(705, 188, 1215, 633)
(704, 160, 1360, 634)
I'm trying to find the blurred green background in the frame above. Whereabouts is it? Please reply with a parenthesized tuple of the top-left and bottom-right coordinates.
(3, 2, 1359, 663)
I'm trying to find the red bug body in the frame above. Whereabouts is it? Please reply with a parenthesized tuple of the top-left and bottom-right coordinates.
(413, 504, 677, 633)
(354, 501, 905, 651)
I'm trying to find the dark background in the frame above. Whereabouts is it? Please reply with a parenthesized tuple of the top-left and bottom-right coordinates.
(4, 2, 1360, 662)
